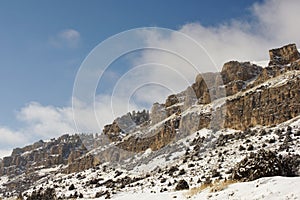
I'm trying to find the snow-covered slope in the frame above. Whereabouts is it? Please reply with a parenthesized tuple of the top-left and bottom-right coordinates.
(3, 116, 296, 199)
(106, 176, 300, 200)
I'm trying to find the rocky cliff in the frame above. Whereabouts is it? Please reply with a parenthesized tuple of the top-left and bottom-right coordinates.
(224, 69, 300, 130)
(0, 44, 299, 197)
(103, 110, 150, 142)
(0, 134, 90, 176)
(93, 43, 300, 160)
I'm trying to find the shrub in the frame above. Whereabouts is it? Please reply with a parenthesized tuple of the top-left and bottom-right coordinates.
(27, 188, 56, 200)
(231, 149, 300, 181)
(175, 179, 189, 191)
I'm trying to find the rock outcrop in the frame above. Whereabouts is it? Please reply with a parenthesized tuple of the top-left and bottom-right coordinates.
(103, 121, 123, 142)
(150, 102, 168, 124)
(221, 61, 262, 85)
(103, 110, 150, 141)
(192, 73, 212, 104)
(0, 134, 88, 176)
(269, 43, 300, 66)
(252, 61, 300, 86)
(224, 69, 300, 130)
(190, 61, 263, 101)
(165, 94, 179, 107)
(117, 116, 181, 152)
(221, 61, 262, 96)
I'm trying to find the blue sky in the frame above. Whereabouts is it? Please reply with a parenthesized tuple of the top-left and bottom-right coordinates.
(1, 0, 300, 157)
(0, 0, 259, 127)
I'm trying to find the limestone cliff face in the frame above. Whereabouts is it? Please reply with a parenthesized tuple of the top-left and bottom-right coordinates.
(109, 44, 300, 156)
(66, 116, 182, 173)
(150, 103, 168, 124)
(221, 61, 263, 96)
(192, 73, 212, 104)
(224, 70, 300, 130)
(191, 61, 263, 103)
(0, 134, 88, 176)
(221, 61, 262, 85)
(66, 154, 97, 174)
(117, 116, 181, 152)
(224, 44, 300, 130)
(269, 43, 300, 66)
(103, 110, 150, 142)
(253, 61, 300, 86)
(84, 44, 299, 163)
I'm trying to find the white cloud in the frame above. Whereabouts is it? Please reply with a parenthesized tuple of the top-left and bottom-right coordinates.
(59, 29, 80, 42)
(0, 127, 28, 147)
(0, 127, 29, 158)
(2, 0, 300, 157)
(17, 102, 76, 138)
(49, 29, 80, 48)
(252, 0, 300, 45)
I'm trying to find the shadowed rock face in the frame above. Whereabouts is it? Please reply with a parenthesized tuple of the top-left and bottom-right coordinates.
(192, 73, 213, 104)
(269, 43, 300, 66)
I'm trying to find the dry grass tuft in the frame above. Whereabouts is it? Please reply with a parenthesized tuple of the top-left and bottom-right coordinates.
(186, 182, 212, 197)
(210, 179, 238, 192)
(185, 179, 239, 197)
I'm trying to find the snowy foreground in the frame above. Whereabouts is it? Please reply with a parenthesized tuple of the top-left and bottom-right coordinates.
(92, 176, 300, 200)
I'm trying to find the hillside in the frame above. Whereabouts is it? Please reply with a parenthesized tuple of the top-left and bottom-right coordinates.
(0, 44, 300, 200)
